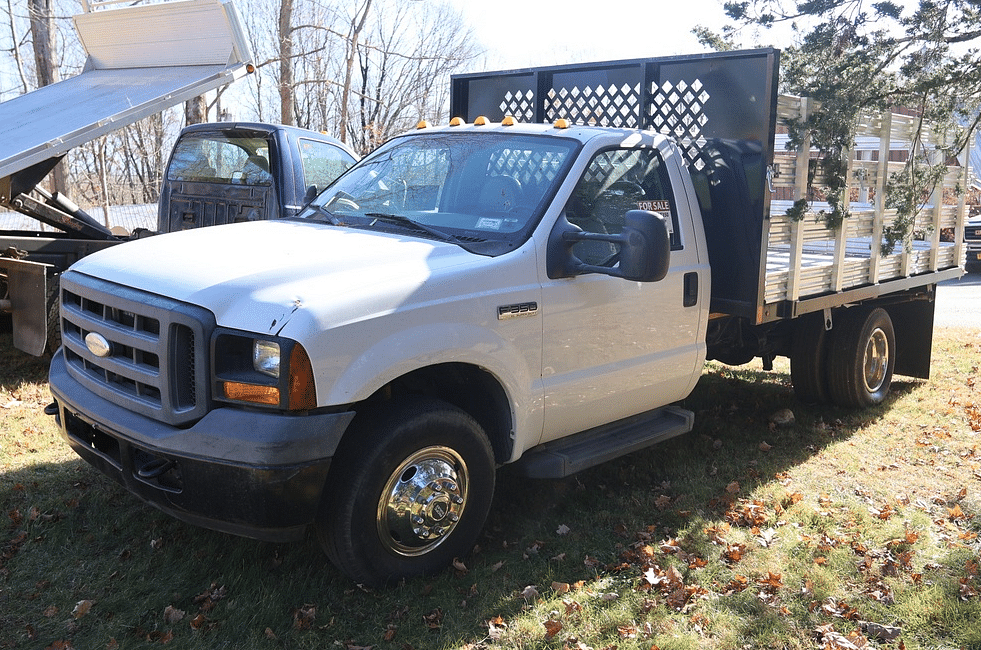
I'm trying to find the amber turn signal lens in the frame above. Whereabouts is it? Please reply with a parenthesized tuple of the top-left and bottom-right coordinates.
(288, 344, 317, 411)
(222, 381, 280, 406)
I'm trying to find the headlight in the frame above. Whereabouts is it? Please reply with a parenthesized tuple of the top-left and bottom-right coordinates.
(253, 340, 281, 378)
(213, 331, 317, 411)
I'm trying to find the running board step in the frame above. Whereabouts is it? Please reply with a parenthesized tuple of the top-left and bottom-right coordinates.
(515, 406, 694, 479)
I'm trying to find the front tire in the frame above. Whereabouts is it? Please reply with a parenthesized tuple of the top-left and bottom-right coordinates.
(317, 398, 495, 584)
(827, 307, 895, 408)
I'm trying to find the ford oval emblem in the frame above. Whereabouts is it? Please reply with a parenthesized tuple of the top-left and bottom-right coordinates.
(84, 332, 112, 358)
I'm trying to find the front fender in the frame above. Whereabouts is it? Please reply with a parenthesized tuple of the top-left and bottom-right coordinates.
(299, 318, 545, 460)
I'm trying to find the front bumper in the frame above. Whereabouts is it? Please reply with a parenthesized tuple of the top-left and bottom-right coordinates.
(49, 350, 355, 542)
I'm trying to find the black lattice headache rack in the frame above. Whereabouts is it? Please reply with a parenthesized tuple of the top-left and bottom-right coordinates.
(451, 50, 780, 320)
(450, 49, 780, 171)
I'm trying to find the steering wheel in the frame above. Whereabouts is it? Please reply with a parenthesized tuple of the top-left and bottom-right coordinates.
(603, 180, 645, 197)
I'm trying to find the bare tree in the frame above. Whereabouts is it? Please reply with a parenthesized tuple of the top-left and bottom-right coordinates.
(185, 96, 208, 125)
(3, 0, 31, 95)
(276, 0, 295, 124)
(338, 0, 372, 143)
(27, 0, 69, 193)
(344, 0, 480, 154)
(236, 0, 481, 152)
(27, 0, 56, 86)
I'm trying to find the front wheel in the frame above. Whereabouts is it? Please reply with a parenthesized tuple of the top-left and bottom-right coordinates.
(317, 398, 495, 584)
(827, 307, 895, 408)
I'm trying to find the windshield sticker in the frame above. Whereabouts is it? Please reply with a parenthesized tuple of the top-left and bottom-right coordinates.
(476, 218, 503, 230)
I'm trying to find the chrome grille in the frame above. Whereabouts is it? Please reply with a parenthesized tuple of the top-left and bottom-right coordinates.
(60, 271, 214, 426)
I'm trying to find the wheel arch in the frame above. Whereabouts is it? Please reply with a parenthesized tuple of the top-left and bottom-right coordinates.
(342, 362, 515, 466)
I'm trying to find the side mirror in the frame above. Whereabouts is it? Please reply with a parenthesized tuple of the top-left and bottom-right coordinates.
(303, 185, 319, 204)
(547, 210, 670, 282)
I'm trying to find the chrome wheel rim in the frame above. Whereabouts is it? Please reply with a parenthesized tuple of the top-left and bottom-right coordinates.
(863, 327, 890, 393)
(376, 446, 468, 557)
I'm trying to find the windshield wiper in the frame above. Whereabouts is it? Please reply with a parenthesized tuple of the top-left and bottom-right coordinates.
(364, 212, 463, 246)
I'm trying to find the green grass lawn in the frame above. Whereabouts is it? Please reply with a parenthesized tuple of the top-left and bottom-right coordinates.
(1, 328, 979, 649)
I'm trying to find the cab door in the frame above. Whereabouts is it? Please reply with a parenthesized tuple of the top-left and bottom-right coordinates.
(539, 140, 706, 443)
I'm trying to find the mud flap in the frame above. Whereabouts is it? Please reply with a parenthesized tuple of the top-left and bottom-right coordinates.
(2, 257, 50, 355)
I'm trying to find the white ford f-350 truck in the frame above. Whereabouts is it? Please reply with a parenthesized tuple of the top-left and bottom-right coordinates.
(46, 50, 968, 584)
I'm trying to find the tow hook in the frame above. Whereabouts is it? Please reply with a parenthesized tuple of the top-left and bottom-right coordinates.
(138, 457, 176, 480)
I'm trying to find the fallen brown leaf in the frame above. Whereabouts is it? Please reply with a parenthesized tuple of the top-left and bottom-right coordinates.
(163, 605, 185, 624)
(292, 604, 316, 630)
(72, 600, 93, 619)
(543, 619, 563, 639)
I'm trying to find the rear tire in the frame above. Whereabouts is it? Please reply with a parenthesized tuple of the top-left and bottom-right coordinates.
(317, 398, 495, 585)
(827, 307, 895, 408)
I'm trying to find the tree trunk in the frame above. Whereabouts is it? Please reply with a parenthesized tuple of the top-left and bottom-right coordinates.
(339, 0, 373, 145)
(278, 0, 295, 125)
(28, 0, 67, 195)
(98, 138, 111, 228)
(185, 96, 208, 124)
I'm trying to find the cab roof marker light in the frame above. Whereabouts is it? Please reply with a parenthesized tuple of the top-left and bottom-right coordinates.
(502, 116, 516, 126)
(474, 116, 490, 126)
(554, 118, 571, 129)
(449, 117, 466, 126)
(416, 120, 432, 129)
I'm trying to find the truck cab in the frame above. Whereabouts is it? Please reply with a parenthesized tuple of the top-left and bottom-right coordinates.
(48, 120, 703, 584)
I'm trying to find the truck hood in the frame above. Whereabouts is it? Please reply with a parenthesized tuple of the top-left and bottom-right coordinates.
(70, 220, 485, 334)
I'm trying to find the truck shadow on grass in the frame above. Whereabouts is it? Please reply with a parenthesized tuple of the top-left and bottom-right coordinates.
(1, 353, 949, 649)
(485, 362, 897, 571)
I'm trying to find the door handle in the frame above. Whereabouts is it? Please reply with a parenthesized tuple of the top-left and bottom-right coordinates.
(684, 272, 698, 307)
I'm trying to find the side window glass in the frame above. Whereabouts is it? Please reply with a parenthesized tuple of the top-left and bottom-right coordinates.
(300, 139, 357, 193)
(565, 148, 680, 266)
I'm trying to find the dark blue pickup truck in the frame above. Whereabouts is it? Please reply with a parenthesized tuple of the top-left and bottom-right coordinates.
(158, 122, 357, 232)
(1, 122, 356, 355)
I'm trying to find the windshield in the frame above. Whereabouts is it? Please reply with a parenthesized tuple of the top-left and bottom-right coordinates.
(298, 131, 580, 255)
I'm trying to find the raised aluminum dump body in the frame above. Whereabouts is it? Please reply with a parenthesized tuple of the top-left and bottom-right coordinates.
(0, 0, 253, 180)
(0, 0, 253, 356)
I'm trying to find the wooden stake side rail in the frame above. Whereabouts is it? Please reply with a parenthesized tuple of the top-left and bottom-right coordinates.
(761, 95, 969, 312)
